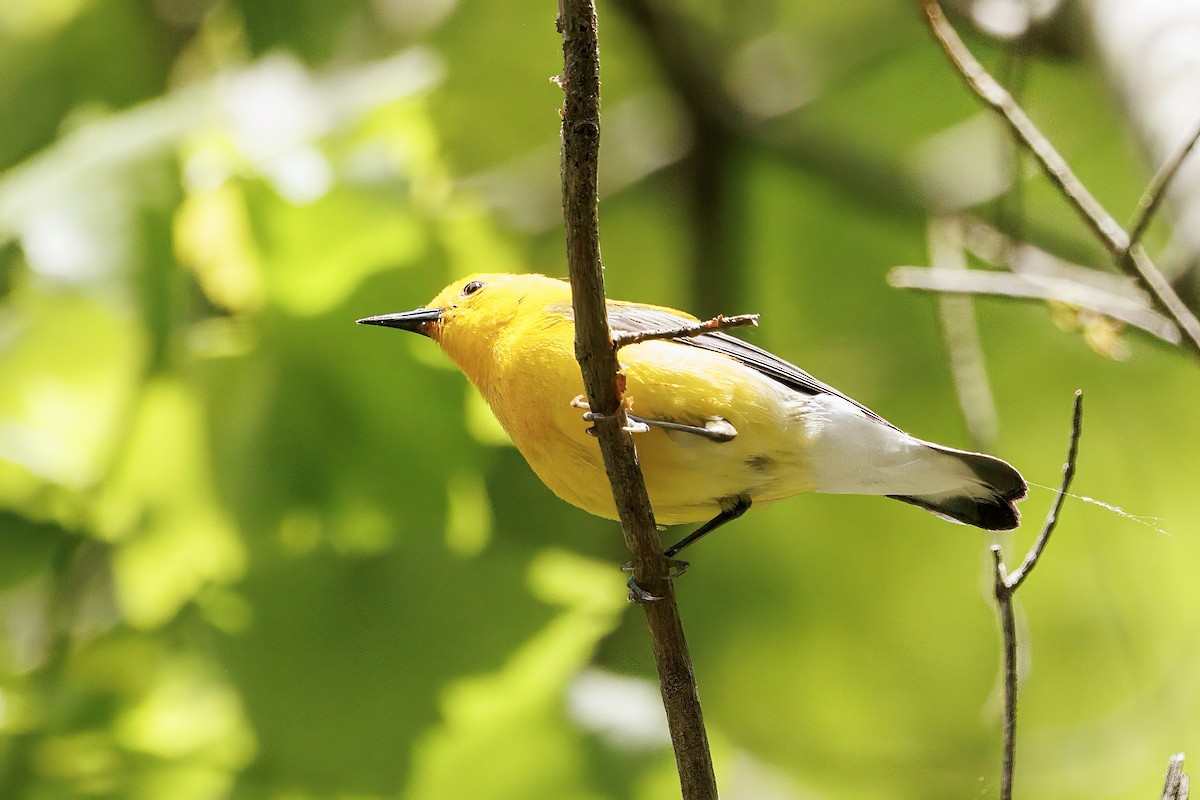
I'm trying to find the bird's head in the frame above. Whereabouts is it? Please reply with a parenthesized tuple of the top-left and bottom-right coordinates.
(358, 272, 570, 380)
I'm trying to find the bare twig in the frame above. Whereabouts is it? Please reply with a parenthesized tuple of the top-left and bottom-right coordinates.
(919, 0, 1200, 359)
(990, 546, 1018, 800)
(920, 1, 1123, 247)
(889, 266, 1182, 345)
(1124, 246, 1200, 356)
(1007, 391, 1082, 590)
(1128, 119, 1200, 251)
(991, 390, 1083, 800)
(612, 313, 759, 349)
(1163, 753, 1190, 800)
(557, 2, 718, 798)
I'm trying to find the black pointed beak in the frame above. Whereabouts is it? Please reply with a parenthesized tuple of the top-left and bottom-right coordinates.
(356, 308, 442, 337)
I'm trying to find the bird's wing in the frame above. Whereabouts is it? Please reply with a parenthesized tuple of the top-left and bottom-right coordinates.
(601, 302, 894, 427)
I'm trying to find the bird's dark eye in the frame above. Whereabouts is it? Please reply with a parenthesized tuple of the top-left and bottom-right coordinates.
(461, 280, 485, 297)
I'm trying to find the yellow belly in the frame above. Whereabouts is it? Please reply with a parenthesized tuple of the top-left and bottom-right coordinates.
(485, 338, 815, 526)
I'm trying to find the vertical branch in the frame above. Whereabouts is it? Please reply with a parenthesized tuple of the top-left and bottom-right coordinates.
(991, 390, 1083, 800)
(556, 2, 719, 797)
(990, 547, 1018, 800)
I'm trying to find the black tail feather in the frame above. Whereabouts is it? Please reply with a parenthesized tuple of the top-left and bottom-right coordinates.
(888, 448, 1027, 531)
(888, 491, 1020, 530)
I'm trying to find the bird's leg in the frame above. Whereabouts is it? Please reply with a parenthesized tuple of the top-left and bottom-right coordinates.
(622, 496, 751, 602)
(663, 496, 752, 559)
(570, 394, 650, 435)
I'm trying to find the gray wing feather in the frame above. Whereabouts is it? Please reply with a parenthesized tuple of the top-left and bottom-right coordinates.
(602, 302, 892, 426)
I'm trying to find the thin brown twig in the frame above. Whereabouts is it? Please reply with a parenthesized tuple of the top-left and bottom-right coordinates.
(612, 313, 759, 349)
(557, 2, 718, 798)
(990, 546, 1018, 800)
(991, 390, 1083, 800)
(1007, 390, 1082, 590)
(919, 0, 1200, 359)
(888, 266, 1182, 345)
(1128, 119, 1200, 251)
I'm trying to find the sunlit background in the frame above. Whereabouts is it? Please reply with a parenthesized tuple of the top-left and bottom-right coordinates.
(2, 0, 1199, 798)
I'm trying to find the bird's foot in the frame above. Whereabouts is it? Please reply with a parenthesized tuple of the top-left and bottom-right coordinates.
(621, 557, 690, 603)
(571, 395, 650, 436)
(626, 574, 662, 603)
(572, 396, 735, 442)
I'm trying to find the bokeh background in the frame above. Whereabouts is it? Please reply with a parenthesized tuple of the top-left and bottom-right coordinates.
(2, 0, 1199, 798)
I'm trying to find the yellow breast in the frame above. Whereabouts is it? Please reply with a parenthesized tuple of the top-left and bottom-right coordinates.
(479, 324, 815, 526)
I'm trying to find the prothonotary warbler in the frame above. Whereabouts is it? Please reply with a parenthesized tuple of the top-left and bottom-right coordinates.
(359, 273, 1026, 557)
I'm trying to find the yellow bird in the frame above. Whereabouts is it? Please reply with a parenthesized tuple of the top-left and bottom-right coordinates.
(359, 273, 1025, 558)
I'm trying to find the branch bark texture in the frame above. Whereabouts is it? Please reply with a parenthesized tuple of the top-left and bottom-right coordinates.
(557, 2, 718, 797)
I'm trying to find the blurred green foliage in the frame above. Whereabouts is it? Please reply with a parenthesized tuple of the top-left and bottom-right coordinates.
(0, 1, 1198, 799)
